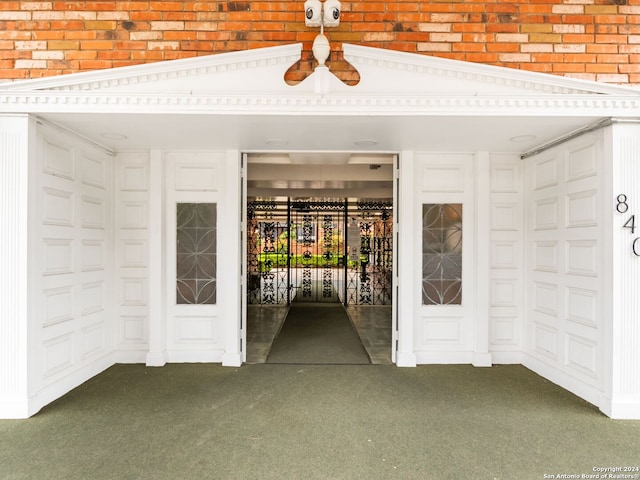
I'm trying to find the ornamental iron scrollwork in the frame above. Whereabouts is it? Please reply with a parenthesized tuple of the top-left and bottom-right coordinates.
(301, 213, 313, 298)
(421, 203, 462, 305)
(176, 203, 217, 305)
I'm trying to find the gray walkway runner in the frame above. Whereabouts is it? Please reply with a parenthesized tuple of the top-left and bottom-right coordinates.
(266, 304, 371, 364)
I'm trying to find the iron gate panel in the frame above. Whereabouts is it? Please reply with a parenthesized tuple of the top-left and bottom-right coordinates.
(247, 197, 393, 306)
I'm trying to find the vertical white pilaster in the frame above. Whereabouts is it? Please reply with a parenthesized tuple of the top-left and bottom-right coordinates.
(473, 152, 492, 367)
(146, 149, 167, 366)
(221, 150, 242, 367)
(603, 122, 640, 419)
(0, 115, 30, 418)
(396, 150, 417, 367)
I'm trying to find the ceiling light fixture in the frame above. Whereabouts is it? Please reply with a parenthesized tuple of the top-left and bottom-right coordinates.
(354, 139, 378, 147)
(509, 134, 537, 143)
(100, 132, 128, 140)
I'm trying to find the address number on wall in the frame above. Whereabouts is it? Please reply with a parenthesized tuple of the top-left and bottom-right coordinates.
(616, 194, 640, 256)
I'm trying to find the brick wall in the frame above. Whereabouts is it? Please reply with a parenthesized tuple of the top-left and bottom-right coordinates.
(0, 1, 639, 86)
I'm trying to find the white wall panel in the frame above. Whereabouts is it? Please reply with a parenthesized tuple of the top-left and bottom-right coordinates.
(121, 163, 148, 191)
(175, 317, 217, 343)
(174, 160, 219, 192)
(533, 155, 559, 190)
(490, 164, 519, 193)
(115, 152, 150, 358)
(43, 238, 74, 275)
(533, 322, 557, 359)
(43, 287, 74, 327)
(524, 130, 604, 409)
(81, 282, 104, 316)
(120, 316, 147, 345)
(43, 334, 74, 378)
(566, 287, 598, 328)
(491, 203, 518, 231)
(421, 164, 465, 192)
(491, 317, 516, 344)
(491, 279, 517, 307)
(533, 241, 558, 273)
(42, 188, 74, 226)
(566, 141, 597, 183)
(43, 139, 74, 180)
(491, 241, 518, 269)
(121, 201, 147, 230)
(534, 282, 558, 317)
(31, 122, 114, 411)
(80, 152, 106, 189)
(121, 240, 147, 268)
(566, 240, 597, 277)
(534, 197, 558, 230)
(566, 190, 597, 228)
(422, 318, 461, 344)
(165, 151, 238, 364)
(80, 196, 104, 229)
(413, 153, 475, 361)
(489, 155, 523, 351)
(81, 239, 104, 272)
(121, 278, 147, 306)
(81, 322, 105, 359)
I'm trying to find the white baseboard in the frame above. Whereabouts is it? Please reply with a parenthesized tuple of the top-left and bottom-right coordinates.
(522, 352, 601, 408)
(599, 395, 640, 419)
(415, 351, 472, 364)
(165, 349, 223, 364)
(396, 350, 417, 367)
(27, 352, 116, 418)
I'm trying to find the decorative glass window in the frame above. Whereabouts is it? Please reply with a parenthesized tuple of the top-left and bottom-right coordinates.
(422, 204, 462, 305)
(176, 203, 217, 304)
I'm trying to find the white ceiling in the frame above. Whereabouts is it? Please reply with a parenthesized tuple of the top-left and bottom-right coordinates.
(40, 112, 600, 155)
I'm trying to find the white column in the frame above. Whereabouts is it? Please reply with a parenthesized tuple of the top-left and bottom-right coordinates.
(0, 115, 31, 418)
(396, 150, 417, 367)
(473, 152, 492, 367)
(146, 149, 167, 366)
(602, 122, 640, 419)
(221, 150, 242, 367)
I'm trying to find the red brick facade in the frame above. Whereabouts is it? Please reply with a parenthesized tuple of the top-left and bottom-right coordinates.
(1, 1, 639, 85)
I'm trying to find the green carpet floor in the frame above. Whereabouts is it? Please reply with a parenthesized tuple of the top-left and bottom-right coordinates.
(266, 304, 371, 364)
(1, 364, 639, 480)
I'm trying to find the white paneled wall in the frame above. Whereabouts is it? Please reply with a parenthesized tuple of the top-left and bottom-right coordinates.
(413, 153, 476, 363)
(32, 123, 115, 410)
(489, 155, 524, 359)
(525, 132, 604, 405)
(164, 151, 231, 363)
(115, 152, 150, 361)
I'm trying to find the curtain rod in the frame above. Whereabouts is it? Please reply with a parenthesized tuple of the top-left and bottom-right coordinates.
(520, 117, 640, 160)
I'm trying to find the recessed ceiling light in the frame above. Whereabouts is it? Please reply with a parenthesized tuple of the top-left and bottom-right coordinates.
(265, 139, 288, 146)
(100, 132, 128, 140)
(509, 134, 537, 143)
(354, 139, 378, 147)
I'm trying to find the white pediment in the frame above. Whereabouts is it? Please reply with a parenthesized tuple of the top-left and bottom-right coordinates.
(2, 43, 638, 98)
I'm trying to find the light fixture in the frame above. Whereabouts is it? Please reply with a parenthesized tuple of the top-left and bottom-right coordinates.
(509, 134, 537, 143)
(304, 0, 341, 67)
(354, 139, 378, 147)
(100, 132, 128, 140)
(265, 139, 288, 147)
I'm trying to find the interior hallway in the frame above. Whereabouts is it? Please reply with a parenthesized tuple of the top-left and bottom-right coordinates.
(1, 363, 637, 480)
(246, 305, 392, 365)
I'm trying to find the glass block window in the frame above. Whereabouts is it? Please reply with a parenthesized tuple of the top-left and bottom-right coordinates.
(422, 204, 462, 305)
(176, 203, 217, 304)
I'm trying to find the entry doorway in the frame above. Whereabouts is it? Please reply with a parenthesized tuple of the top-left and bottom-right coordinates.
(242, 153, 397, 365)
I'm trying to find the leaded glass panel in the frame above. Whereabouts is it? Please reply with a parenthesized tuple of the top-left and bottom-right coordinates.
(422, 204, 462, 305)
(176, 203, 217, 304)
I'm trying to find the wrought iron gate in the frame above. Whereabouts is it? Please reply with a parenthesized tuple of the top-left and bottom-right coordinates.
(247, 197, 393, 306)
